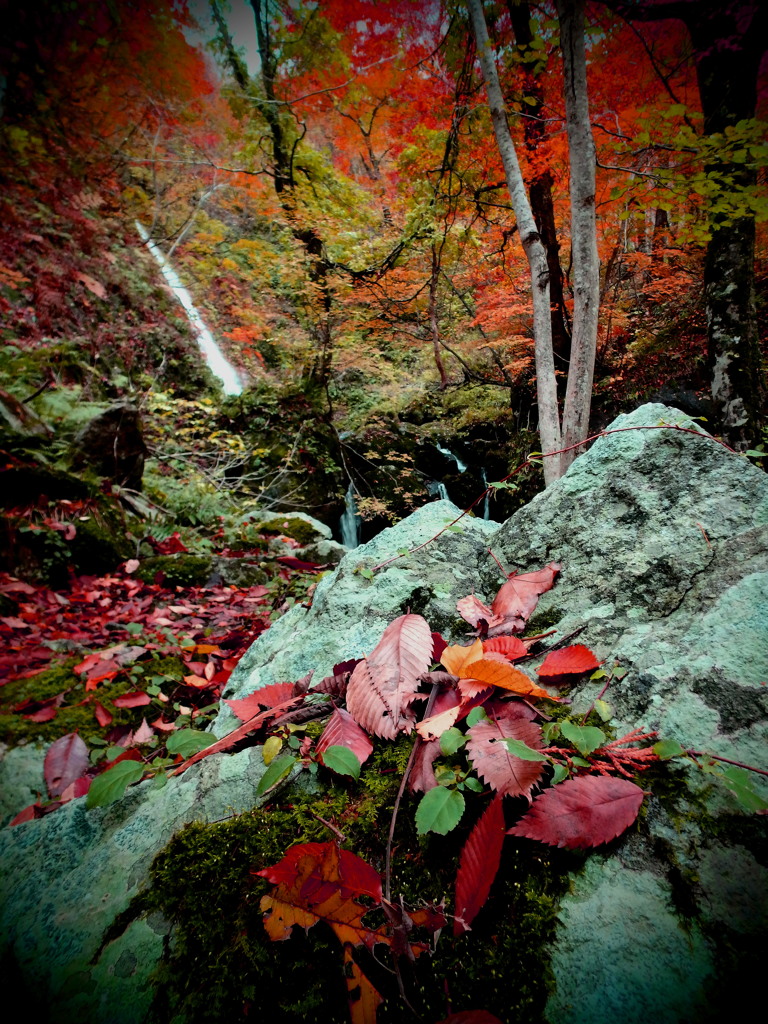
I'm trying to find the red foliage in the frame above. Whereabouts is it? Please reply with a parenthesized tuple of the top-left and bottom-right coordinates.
(537, 645, 602, 678)
(316, 708, 373, 768)
(508, 776, 645, 849)
(453, 794, 506, 936)
(466, 718, 546, 799)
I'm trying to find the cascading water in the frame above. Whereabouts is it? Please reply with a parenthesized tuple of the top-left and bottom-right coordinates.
(339, 481, 362, 548)
(136, 222, 243, 396)
(481, 468, 491, 520)
(427, 480, 450, 500)
(436, 442, 467, 473)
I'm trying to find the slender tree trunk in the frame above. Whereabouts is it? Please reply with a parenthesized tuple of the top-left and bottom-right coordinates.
(468, 0, 562, 484)
(506, 1, 571, 371)
(429, 247, 449, 389)
(557, 0, 600, 472)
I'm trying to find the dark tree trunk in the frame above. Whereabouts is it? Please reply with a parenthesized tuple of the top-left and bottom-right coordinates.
(506, 1, 572, 375)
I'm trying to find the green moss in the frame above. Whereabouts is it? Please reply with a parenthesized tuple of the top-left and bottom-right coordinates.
(135, 735, 577, 1024)
(254, 516, 320, 546)
(135, 555, 213, 587)
(0, 659, 162, 746)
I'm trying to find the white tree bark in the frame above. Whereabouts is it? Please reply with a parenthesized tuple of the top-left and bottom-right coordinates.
(467, 0, 562, 485)
(557, 0, 600, 472)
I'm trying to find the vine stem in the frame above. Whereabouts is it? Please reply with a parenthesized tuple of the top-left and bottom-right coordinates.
(687, 750, 768, 777)
(384, 681, 441, 903)
(371, 423, 738, 573)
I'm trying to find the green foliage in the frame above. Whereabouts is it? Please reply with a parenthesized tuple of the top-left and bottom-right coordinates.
(320, 745, 361, 779)
(166, 729, 212, 758)
(415, 784, 465, 835)
(86, 760, 145, 808)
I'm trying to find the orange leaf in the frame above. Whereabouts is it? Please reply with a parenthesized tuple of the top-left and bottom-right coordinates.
(464, 660, 552, 699)
(537, 645, 602, 678)
(440, 639, 484, 677)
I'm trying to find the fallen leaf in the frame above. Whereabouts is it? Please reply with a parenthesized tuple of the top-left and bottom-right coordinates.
(316, 708, 373, 767)
(346, 614, 432, 739)
(537, 644, 602, 678)
(44, 732, 89, 798)
(508, 775, 645, 849)
(467, 718, 545, 799)
(454, 794, 506, 936)
(112, 691, 151, 708)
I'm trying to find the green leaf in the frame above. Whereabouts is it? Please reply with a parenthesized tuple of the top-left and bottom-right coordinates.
(571, 756, 591, 768)
(560, 720, 606, 756)
(462, 775, 485, 793)
(653, 739, 687, 760)
(745, 449, 765, 459)
(502, 738, 549, 762)
(359, 568, 374, 580)
(86, 761, 145, 809)
(440, 727, 466, 755)
(541, 722, 560, 743)
(321, 745, 361, 779)
(594, 699, 613, 722)
(166, 729, 212, 758)
(716, 765, 768, 812)
(415, 786, 465, 835)
(124, 622, 144, 635)
(152, 770, 168, 790)
(262, 735, 283, 765)
(550, 763, 569, 785)
(256, 753, 297, 796)
(466, 707, 487, 727)
(445, 525, 463, 533)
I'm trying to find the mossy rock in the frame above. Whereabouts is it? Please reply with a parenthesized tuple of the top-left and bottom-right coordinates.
(251, 512, 330, 547)
(134, 555, 214, 588)
(138, 738, 576, 1024)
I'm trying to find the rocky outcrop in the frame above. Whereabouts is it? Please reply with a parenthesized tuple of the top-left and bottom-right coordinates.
(70, 402, 147, 490)
(1, 404, 766, 1023)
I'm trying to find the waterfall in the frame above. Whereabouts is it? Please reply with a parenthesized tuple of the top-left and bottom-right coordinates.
(427, 480, 450, 501)
(481, 468, 491, 520)
(136, 222, 243, 396)
(340, 482, 362, 548)
(436, 442, 467, 473)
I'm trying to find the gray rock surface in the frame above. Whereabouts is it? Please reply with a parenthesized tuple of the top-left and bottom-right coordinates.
(1, 404, 766, 1023)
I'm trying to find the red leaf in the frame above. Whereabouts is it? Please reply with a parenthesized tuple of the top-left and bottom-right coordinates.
(9, 803, 44, 826)
(508, 776, 645, 849)
(151, 716, 176, 732)
(59, 776, 91, 802)
(112, 691, 151, 708)
(431, 631, 448, 662)
(488, 563, 560, 635)
(23, 694, 64, 721)
(223, 681, 300, 722)
(44, 732, 89, 798)
(454, 794, 506, 936)
(316, 708, 373, 766)
(152, 532, 188, 554)
(483, 636, 528, 661)
(346, 614, 432, 739)
(466, 718, 545, 799)
(256, 841, 383, 903)
(456, 594, 493, 629)
(93, 701, 113, 727)
(537, 644, 602, 678)
(276, 555, 323, 570)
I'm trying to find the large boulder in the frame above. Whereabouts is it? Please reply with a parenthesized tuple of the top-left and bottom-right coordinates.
(1, 404, 766, 1023)
(70, 402, 147, 490)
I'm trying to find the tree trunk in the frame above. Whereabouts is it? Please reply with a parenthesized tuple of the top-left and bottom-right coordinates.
(557, 0, 600, 473)
(468, 0, 562, 484)
(506, 1, 571, 371)
(429, 247, 449, 389)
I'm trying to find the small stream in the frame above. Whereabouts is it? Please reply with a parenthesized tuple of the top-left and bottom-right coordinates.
(136, 222, 243, 396)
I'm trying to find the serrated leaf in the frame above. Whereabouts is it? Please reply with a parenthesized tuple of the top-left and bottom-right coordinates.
(316, 708, 373, 766)
(467, 718, 545, 798)
(440, 727, 466, 755)
(166, 729, 212, 757)
(416, 785, 465, 835)
(86, 760, 145, 808)
(509, 776, 645, 849)
(560, 720, 606, 756)
(256, 753, 297, 796)
(321, 745, 361, 779)
(346, 614, 432, 739)
(454, 795, 505, 935)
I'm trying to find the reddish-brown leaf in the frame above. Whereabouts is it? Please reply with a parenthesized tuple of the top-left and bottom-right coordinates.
(454, 794, 506, 936)
(93, 701, 113, 727)
(112, 691, 151, 708)
(346, 614, 432, 739)
(223, 681, 299, 722)
(488, 563, 561, 635)
(9, 803, 44, 826)
(23, 694, 64, 722)
(44, 732, 89, 798)
(483, 636, 528, 661)
(316, 708, 373, 767)
(466, 718, 545, 799)
(537, 644, 602, 678)
(508, 776, 645, 849)
(59, 776, 91, 802)
(455, 595, 493, 630)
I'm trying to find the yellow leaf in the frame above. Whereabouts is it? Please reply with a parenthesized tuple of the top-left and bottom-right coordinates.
(440, 639, 484, 677)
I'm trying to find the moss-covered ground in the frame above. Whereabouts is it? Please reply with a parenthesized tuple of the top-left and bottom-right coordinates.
(137, 736, 581, 1024)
